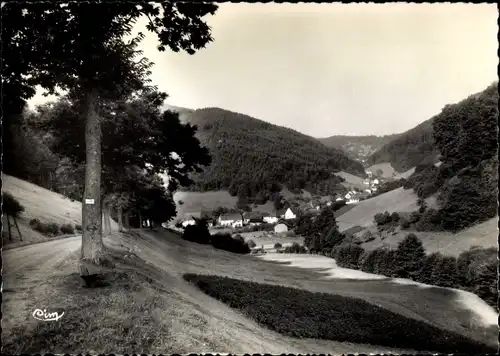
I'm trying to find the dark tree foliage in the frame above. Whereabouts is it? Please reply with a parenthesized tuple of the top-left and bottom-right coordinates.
(3, 1, 218, 262)
(2, 192, 25, 217)
(176, 107, 365, 199)
(318, 134, 401, 161)
(182, 218, 211, 244)
(394, 233, 426, 279)
(367, 118, 439, 172)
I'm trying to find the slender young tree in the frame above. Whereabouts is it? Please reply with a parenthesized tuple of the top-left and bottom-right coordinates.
(4, 2, 218, 263)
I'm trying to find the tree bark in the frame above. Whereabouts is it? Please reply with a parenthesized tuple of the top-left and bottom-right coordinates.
(13, 216, 23, 241)
(81, 93, 104, 263)
(103, 201, 111, 236)
(117, 205, 124, 232)
(124, 211, 130, 232)
(138, 211, 143, 230)
(6, 215, 12, 241)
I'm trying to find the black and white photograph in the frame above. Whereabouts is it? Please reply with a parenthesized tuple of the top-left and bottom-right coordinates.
(2, 1, 498, 354)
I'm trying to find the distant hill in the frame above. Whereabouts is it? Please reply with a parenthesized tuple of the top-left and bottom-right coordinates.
(318, 134, 401, 163)
(172, 107, 366, 203)
(366, 118, 439, 172)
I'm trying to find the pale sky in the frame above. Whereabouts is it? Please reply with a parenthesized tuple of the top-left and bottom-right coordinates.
(28, 3, 498, 137)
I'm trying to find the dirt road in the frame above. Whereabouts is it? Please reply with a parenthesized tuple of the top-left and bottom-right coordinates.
(2, 236, 81, 332)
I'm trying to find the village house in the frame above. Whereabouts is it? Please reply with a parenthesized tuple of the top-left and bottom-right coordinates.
(279, 207, 298, 220)
(263, 211, 279, 224)
(181, 212, 201, 227)
(218, 212, 243, 227)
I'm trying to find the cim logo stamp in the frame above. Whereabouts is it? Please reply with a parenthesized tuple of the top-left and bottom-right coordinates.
(32, 309, 64, 321)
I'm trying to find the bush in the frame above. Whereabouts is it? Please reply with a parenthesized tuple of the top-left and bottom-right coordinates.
(29, 218, 60, 236)
(182, 219, 211, 244)
(183, 274, 495, 354)
(274, 242, 282, 249)
(373, 211, 392, 226)
(178, 200, 184, 205)
(415, 208, 442, 231)
(393, 233, 426, 279)
(390, 212, 400, 222)
(75, 224, 82, 232)
(3, 192, 25, 217)
(247, 239, 256, 248)
(60, 223, 75, 234)
(331, 244, 364, 269)
(210, 233, 250, 254)
(399, 218, 410, 230)
(283, 242, 307, 254)
(285, 230, 295, 237)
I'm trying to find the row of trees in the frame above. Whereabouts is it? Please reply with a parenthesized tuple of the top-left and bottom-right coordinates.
(3, 2, 218, 263)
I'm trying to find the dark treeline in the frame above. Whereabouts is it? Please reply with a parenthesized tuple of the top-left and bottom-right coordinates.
(366, 118, 439, 172)
(293, 208, 497, 308)
(403, 83, 498, 232)
(178, 107, 366, 199)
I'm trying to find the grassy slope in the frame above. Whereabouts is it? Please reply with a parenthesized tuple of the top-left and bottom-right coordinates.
(358, 218, 498, 257)
(366, 162, 398, 178)
(2, 174, 118, 247)
(336, 171, 366, 190)
(317, 134, 401, 161)
(336, 187, 432, 231)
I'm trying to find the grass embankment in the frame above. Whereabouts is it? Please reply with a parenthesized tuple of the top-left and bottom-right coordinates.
(184, 274, 496, 354)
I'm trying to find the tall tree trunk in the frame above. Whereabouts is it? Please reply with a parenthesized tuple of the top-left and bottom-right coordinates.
(124, 211, 130, 232)
(81, 93, 104, 263)
(103, 201, 111, 236)
(13, 216, 23, 241)
(117, 205, 124, 232)
(138, 211, 143, 230)
(6, 215, 12, 241)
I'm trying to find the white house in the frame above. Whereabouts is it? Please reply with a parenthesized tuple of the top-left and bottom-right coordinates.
(365, 189, 372, 194)
(373, 178, 380, 185)
(326, 201, 333, 206)
(263, 212, 279, 224)
(181, 212, 202, 227)
(283, 207, 298, 220)
(366, 171, 373, 177)
(218, 213, 242, 227)
(346, 198, 359, 205)
(335, 197, 343, 202)
(364, 179, 370, 185)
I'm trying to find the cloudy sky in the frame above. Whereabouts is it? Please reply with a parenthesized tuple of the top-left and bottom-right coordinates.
(28, 3, 498, 137)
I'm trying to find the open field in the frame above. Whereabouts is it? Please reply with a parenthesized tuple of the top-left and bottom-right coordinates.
(259, 253, 498, 328)
(336, 171, 366, 189)
(366, 162, 398, 178)
(358, 218, 498, 257)
(394, 167, 416, 179)
(336, 187, 435, 231)
(2, 174, 118, 246)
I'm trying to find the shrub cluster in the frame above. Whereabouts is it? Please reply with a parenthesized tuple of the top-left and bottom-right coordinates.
(373, 211, 400, 232)
(283, 242, 307, 254)
(369, 178, 407, 198)
(183, 274, 495, 354)
(181, 219, 251, 254)
(60, 223, 75, 234)
(29, 218, 60, 236)
(330, 233, 497, 308)
(3, 192, 25, 217)
(211, 233, 251, 254)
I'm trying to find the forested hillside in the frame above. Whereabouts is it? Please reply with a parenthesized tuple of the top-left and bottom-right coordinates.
(318, 134, 400, 162)
(366, 118, 439, 172)
(175, 107, 366, 201)
(402, 82, 498, 232)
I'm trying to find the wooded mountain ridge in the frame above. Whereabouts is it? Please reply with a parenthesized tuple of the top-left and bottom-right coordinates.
(318, 134, 401, 163)
(170, 107, 366, 201)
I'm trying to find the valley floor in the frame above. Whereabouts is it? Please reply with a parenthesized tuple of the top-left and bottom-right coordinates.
(3, 229, 497, 354)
